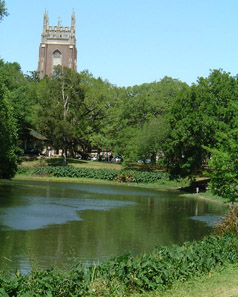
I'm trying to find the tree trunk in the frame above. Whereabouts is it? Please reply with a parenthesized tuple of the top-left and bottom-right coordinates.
(62, 148, 67, 166)
(69, 145, 76, 158)
(151, 152, 156, 165)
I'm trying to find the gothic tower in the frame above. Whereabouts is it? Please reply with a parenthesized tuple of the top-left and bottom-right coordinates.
(38, 10, 77, 79)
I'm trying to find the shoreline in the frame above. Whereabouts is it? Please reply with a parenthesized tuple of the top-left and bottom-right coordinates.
(9, 174, 226, 205)
(177, 189, 227, 205)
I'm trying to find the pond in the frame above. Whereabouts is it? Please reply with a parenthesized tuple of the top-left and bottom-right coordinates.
(0, 179, 226, 273)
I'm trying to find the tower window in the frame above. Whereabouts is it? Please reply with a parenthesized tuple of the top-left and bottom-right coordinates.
(52, 50, 62, 73)
(53, 50, 62, 58)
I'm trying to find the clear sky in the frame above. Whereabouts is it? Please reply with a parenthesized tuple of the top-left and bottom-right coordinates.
(1, 0, 238, 87)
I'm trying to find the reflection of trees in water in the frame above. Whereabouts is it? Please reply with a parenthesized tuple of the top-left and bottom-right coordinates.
(0, 185, 225, 272)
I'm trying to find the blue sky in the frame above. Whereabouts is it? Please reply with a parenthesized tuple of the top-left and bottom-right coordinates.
(1, 0, 238, 87)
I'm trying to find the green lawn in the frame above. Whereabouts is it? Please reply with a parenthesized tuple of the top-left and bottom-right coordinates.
(21, 157, 123, 170)
(20, 156, 163, 171)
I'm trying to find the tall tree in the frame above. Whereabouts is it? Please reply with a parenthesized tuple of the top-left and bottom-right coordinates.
(206, 130, 238, 203)
(164, 69, 238, 177)
(78, 71, 117, 157)
(125, 117, 169, 164)
(0, 90, 18, 178)
(36, 66, 84, 164)
(109, 77, 186, 160)
(0, 60, 37, 150)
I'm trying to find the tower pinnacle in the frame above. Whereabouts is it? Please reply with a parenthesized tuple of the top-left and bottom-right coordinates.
(71, 9, 75, 29)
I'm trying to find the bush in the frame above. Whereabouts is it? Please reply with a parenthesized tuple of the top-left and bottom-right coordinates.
(31, 166, 118, 181)
(16, 165, 31, 175)
(95, 233, 238, 294)
(115, 170, 169, 183)
(213, 205, 238, 236)
(27, 166, 169, 184)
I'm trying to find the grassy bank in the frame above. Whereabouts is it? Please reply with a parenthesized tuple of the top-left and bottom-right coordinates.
(16, 158, 187, 189)
(21, 158, 124, 171)
(17, 158, 225, 202)
(178, 189, 226, 204)
(133, 263, 238, 297)
(13, 173, 187, 191)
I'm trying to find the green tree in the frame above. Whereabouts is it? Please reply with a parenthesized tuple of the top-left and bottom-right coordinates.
(0, 0, 8, 22)
(0, 91, 18, 178)
(0, 60, 37, 150)
(36, 66, 84, 165)
(37, 69, 120, 162)
(206, 131, 238, 203)
(125, 117, 169, 164)
(0, 59, 34, 178)
(108, 77, 186, 160)
(109, 77, 186, 161)
(164, 69, 238, 177)
(78, 71, 117, 158)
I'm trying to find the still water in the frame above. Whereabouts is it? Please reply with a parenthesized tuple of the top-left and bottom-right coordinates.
(0, 180, 226, 273)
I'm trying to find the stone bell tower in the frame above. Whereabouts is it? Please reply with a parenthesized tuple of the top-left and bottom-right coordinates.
(38, 10, 77, 79)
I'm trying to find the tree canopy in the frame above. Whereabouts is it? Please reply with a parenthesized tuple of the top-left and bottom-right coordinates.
(0, 61, 18, 178)
(2, 54, 238, 203)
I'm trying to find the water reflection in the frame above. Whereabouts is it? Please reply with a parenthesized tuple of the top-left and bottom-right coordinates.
(0, 197, 135, 231)
(190, 214, 223, 227)
(0, 180, 226, 272)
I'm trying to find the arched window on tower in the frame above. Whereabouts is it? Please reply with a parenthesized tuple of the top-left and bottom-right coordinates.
(52, 50, 62, 74)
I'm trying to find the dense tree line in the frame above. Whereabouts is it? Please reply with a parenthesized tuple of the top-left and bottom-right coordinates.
(0, 60, 187, 172)
(1, 38, 238, 201)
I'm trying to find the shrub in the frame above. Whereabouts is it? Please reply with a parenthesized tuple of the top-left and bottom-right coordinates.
(213, 205, 238, 236)
(95, 233, 238, 294)
(115, 171, 136, 183)
(16, 165, 31, 174)
(28, 166, 169, 184)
